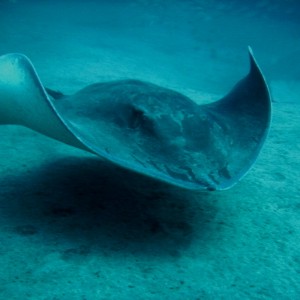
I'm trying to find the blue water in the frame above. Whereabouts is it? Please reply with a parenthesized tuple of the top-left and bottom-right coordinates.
(0, 1, 299, 299)
(1, 0, 299, 96)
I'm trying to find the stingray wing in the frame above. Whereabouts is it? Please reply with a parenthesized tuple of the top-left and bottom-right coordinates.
(202, 47, 272, 189)
(0, 53, 89, 151)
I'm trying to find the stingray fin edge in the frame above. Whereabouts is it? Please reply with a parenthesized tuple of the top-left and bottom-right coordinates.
(0, 53, 89, 151)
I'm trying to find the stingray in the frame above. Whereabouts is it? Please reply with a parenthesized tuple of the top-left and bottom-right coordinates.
(0, 48, 271, 190)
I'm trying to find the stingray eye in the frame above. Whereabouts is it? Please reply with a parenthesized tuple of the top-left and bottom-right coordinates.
(128, 106, 156, 136)
(128, 107, 145, 129)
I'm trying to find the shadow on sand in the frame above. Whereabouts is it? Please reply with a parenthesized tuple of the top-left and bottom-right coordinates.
(1, 156, 219, 258)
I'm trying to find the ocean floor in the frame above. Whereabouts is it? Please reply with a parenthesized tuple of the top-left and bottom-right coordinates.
(0, 1, 299, 299)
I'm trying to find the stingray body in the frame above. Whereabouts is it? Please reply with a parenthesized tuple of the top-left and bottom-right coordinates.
(0, 48, 271, 190)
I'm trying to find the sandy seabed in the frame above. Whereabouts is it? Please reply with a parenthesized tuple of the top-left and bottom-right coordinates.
(0, 1, 299, 299)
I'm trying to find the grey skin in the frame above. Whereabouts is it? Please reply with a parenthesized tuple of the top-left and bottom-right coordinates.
(0, 48, 271, 190)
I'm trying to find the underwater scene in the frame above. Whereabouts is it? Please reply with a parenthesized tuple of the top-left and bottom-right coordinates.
(0, 0, 299, 299)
